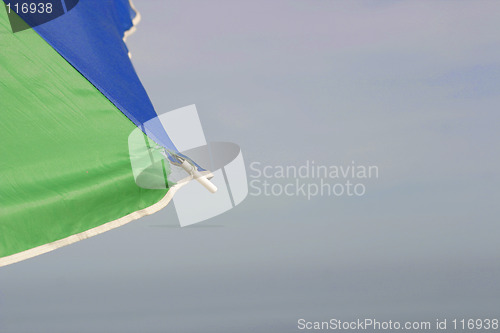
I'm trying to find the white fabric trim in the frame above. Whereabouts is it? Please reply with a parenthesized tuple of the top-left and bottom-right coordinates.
(0, 171, 212, 268)
(123, 0, 142, 43)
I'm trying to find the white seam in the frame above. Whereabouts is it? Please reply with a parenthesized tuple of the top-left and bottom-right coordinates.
(0, 170, 213, 268)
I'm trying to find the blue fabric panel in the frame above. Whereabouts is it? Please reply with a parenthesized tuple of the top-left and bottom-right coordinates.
(29, 0, 178, 151)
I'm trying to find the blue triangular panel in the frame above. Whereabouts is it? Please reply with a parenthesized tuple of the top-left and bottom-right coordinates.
(31, 0, 177, 151)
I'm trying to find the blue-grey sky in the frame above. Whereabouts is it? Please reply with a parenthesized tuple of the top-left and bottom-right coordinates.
(1, 1, 500, 332)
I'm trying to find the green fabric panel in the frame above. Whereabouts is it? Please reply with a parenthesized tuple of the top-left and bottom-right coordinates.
(0, 10, 168, 259)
